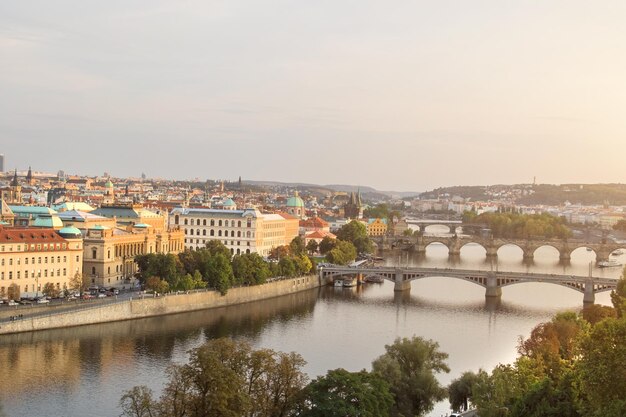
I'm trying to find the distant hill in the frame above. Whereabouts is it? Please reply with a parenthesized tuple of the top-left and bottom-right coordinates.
(419, 183, 626, 206)
(244, 180, 421, 199)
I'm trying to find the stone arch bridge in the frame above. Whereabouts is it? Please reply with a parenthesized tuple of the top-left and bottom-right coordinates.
(319, 266, 618, 304)
(374, 235, 625, 263)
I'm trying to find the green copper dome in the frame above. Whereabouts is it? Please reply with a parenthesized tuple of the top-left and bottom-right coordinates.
(286, 192, 304, 208)
(58, 226, 83, 238)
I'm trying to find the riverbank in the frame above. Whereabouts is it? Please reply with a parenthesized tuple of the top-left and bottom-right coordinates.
(0, 275, 321, 335)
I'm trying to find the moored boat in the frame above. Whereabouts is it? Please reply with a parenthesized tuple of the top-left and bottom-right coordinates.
(598, 260, 622, 268)
(342, 278, 357, 287)
(611, 249, 623, 256)
(334, 279, 344, 287)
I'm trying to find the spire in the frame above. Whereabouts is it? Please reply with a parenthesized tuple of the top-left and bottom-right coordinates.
(356, 188, 362, 206)
(11, 169, 18, 187)
(26, 166, 33, 184)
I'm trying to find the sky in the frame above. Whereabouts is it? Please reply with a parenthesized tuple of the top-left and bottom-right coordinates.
(1, 1, 626, 191)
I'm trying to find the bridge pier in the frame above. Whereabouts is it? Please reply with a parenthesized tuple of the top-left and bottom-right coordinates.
(559, 251, 571, 261)
(485, 246, 498, 257)
(583, 280, 595, 304)
(394, 271, 411, 292)
(485, 273, 502, 298)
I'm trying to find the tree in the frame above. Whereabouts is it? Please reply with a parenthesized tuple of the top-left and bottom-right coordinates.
(269, 245, 291, 261)
(119, 338, 308, 417)
(120, 386, 155, 417)
(289, 236, 306, 257)
(336, 221, 373, 254)
(326, 241, 357, 265)
(278, 257, 296, 277)
(306, 240, 318, 255)
(577, 317, 626, 412)
(69, 272, 86, 294)
(448, 371, 481, 412)
(582, 304, 616, 325)
(297, 369, 393, 417)
(42, 282, 60, 299)
(372, 336, 450, 417)
(318, 237, 336, 255)
(205, 240, 232, 260)
(7, 283, 20, 301)
(206, 253, 234, 295)
(145, 276, 169, 294)
(610, 275, 626, 318)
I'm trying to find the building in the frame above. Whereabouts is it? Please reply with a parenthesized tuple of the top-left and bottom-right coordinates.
(366, 218, 388, 236)
(82, 203, 184, 288)
(9, 206, 64, 228)
(0, 200, 14, 226)
(0, 170, 21, 204)
(82, 223, 184, 289)
(169, 207, 300, 256)
(0, 225, 83, 300)
(285, 192, 306, 219)
(343, 190, 363, 219)
(299, 217, 330, 235)
(0, 154, 4, 173)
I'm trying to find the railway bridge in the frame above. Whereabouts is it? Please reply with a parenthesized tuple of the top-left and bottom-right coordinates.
(319, 266, 618, 304)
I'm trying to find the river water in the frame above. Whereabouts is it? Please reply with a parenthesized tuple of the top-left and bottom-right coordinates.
(1, 227, 623, 417)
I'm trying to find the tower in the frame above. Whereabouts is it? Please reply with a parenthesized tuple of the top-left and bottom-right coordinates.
(343, 189, 363, 219)
(103, 179, 115, 204)
(8, 169, 22, 204)
(26, 166, 33, 185)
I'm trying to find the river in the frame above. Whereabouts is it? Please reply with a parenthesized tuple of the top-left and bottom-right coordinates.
(0, 227, 622, 417)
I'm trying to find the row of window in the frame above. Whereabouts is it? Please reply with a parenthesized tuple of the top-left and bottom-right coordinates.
(185, 229, 255, 238)
(1, 282, 65, 294)
(1, 255, 72, 266)
(184, 239, 252, 247)
(0, 243, 68, 252)
(175, 216, 253, 228)
(1, 268, 68, 280)
(191, 246, 252, 255)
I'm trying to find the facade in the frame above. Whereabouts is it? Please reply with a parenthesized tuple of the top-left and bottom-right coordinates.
(0, 226, 83, 300)
(366, 218, 388, 236)
(82, 223, 184, 289)
(343, 190, 363, 219)
(0, 170, 21, 204)
(169, 207, 299, 256)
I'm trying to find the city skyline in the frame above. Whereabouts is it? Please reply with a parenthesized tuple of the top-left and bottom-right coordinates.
(2, 1, 626, 191)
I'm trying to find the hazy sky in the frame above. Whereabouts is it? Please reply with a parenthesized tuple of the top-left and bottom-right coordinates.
(2, 1, 626, 191)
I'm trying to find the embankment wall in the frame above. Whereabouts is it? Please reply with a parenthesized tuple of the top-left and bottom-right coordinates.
(0, 275, 320, 335)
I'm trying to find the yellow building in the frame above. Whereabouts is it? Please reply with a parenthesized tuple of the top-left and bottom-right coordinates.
(366, 218, 388, 236)
(0, 225, 83, 300)
(170, 207, 300, 256)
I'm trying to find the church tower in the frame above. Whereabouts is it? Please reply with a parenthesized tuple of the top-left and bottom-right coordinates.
(26, 166, 33, 185)
(103, 179, 115, 205)
(9, 169, 22, 204)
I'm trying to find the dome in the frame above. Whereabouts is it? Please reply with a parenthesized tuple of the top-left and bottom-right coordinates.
(90, 224, 109, 230)
(223, 198, 236, 207)
(105, 180, 114, 188)
(286, 192, 305, 208)
(58, 226, 83, 238)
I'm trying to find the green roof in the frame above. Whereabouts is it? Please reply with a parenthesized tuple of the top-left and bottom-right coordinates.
(58, 226, 83, 238)
(90, 224, 109, 230)
(134, 223, 150, 228)
(33, 215, 64, 228)
(286, 196, 304, 208)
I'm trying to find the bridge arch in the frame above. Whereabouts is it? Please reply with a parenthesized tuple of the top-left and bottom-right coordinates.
(459, 241, 487, 256)
(531, 244, 562, 259)
(568, 245, 597, 261)
(496, 243, 525, 257)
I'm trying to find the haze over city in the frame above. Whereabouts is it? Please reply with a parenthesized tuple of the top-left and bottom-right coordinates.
(2, 1, 626, 190)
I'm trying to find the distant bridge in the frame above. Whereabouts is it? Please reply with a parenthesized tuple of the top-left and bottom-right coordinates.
(319, 266, 618, 304)
(374, 235, 625, 263)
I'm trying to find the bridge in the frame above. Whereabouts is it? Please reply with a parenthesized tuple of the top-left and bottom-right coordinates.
(405, 218, 462, 234)
(319, 266, 618, 304)
(374, 235, 625, 263)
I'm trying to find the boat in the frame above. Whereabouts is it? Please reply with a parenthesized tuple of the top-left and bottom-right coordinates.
(598, 260, 622, 268)
(586, 247, 593, 252)
(364, 276, 384, 284)
(333, 279, 343, 287)
(342, 278, 357, 287)
(611, 249, 623, 256)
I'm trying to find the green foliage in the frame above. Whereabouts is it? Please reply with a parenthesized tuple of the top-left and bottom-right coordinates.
(135, 253, 182, 286)
(120, 338, 308, 417)
(336, 221, 373, 254)
(508, 374, 581, 417)
(448, 371, 481, 412)
(205, 240, 232, 260)
(306, 239, 318, 255)
(326, 241, 357, 265)
(318, 236, 336, 255)
(372, 336, 450, 417)
(289, 236, 306, 257)
(232, 253, 271, 285)
(577, 317, 626, 410)
(463, 211, 572, 239)
(610, 274, 626, 318)
(206, 253, 234, 295)
(297, 368, 393, 417)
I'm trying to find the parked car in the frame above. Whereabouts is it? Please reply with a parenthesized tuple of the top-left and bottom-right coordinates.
(36, 298, 50, 304)
(8, 300, 18, 306)
(97, 293, 107, 298)
(81, 294, 93, 300)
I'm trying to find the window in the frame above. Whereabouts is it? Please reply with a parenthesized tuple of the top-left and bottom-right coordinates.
(25, 257, 28, 265)
(38, 257, 41, 264)
(92, 248, 97, 259)
(184, 219, 188, 225)
(203, 219, 207, 226)
(210, 219, 215, 226)
(108, 250, 111, 259)
(218, 220, 222, 227)
(231, 231, 235, 237)
(190, 229, 194, 235)
(237, 231, 241, 237)
(92, 267, 96, 275)
(210, 230, 214, 236)
(238, 221, 241, 227)
(202, 230, 206, 236)
(218, 230, 222, 237)
(174, 215, 179, 225)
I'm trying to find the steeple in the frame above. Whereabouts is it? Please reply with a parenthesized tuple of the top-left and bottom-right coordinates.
(11, 169, 18, 187)
(357, 188, 362, 206)
(26, 166, 33, 185)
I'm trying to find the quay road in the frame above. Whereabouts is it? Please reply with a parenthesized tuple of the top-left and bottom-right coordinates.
(319, 265, 618, 304)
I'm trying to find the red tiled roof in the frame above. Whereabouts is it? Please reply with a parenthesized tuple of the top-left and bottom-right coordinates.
(0, 226, 66, 244)
(300, 217, 329, 228)
(305, 230, 336, 239)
